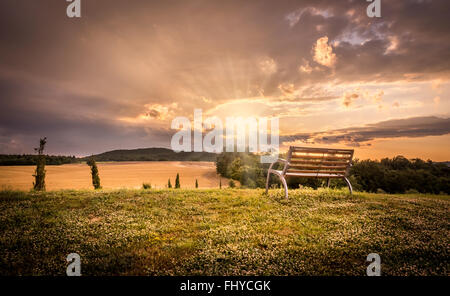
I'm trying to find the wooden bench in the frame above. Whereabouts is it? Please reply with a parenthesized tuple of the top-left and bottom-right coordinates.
(265, 146, 354, 198)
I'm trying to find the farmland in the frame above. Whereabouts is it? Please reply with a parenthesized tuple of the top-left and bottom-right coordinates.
(0, 161, 225, 191)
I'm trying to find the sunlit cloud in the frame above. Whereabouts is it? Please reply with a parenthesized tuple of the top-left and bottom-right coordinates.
(313, 36, 336, 68)
(0, 0, 449, 159)
(385, 35, 400, 54)
(119, 103, 178, 123)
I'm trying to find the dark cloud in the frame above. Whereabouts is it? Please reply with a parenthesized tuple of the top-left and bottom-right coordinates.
(0, 1, 449, 155)
(282, 116, 450, 147)
(1, 0, 449, 97)
(0, 75, 172, 155)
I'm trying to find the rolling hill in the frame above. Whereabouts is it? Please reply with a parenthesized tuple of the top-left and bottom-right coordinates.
(83, 147, 218, 162)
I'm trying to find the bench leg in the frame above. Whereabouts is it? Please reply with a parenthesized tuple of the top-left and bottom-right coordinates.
(266, 171, 289, 199)
(343, 177, 353, 194)
(280, 175, 288, 199)
(265, 170, 271, 194)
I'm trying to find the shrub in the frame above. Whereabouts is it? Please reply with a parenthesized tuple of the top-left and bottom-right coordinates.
(405, 188, 419, 194)
(376, 188, 386, 194)
(229, 180, 235, 188)
(142, 183, 151, 189)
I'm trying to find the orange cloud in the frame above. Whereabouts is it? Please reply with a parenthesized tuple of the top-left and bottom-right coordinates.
(313, 36, 336, 68)
(342, 92, 359, 107)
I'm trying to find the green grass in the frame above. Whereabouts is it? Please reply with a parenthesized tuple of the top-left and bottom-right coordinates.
(0, 188, 448, 275)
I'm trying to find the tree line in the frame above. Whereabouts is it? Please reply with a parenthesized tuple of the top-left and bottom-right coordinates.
(0, 154, 79, 166)
(216, 152, 450, 194)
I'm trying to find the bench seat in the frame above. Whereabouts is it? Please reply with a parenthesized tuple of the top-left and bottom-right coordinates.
(272, 170, 346, 178)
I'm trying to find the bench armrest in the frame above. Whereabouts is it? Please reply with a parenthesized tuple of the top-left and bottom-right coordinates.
(268, 158, 289, 171)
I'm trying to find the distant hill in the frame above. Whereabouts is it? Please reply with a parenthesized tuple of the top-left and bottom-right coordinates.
(83, 148, 218, 162)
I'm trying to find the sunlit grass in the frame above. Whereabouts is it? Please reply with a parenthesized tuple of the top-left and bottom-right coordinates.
(0, 188, 448, 275)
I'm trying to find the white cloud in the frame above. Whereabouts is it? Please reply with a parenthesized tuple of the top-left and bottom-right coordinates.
(286, 7, 333, 27)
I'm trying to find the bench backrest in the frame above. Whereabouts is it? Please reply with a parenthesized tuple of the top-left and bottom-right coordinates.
(284, 146, 354, 176)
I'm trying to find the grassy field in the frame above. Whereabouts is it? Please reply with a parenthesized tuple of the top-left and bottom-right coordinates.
(0, 161, 226, 191)
(0, 188, 448, 276)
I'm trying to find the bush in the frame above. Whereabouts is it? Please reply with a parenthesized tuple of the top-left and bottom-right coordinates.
(405, 188, 419, 194)
(142, 183, 151, 189)
(229, 180, 236, 188)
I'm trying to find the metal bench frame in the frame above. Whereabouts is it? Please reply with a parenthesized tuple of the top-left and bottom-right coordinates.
(265, 146, 354, 198)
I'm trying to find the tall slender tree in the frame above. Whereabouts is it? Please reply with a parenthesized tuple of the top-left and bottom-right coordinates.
(87, 157, 101, 189)
(33, 137, 47, 191)
(175, 173, 180, 189)
(195, 179, 198, 188)
(168, 178, 172, 188)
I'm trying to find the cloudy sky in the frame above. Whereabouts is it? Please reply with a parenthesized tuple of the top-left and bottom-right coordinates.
(0, 0, 449, 160)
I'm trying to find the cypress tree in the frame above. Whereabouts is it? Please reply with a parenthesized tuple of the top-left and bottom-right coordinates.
(175, 173, 180, 188)
(168, 179, 172, 188)
(195, 179, 198, 188)
(33, 137, 47, 191)
(87, 157, 101, 189)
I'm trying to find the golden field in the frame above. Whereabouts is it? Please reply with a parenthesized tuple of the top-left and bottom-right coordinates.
(0, 161, 227, 191)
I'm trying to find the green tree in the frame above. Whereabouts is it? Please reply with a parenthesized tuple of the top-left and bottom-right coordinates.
(175, 173, 180, 188)
(87, 157, 101, 189)
(33, 137, 47, 191)
(195, 179, 198, 188)
(168, 179, 172, 188)
(230, 157, 243, 180)
(219, 178, 222, 189)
